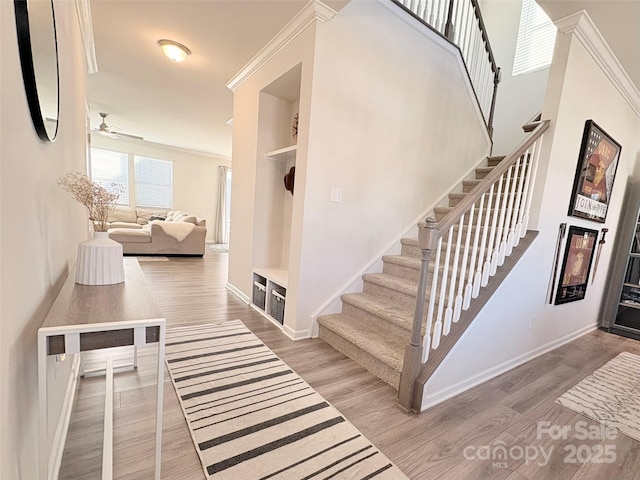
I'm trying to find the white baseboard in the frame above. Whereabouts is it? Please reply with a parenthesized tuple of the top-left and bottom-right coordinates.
(420, 323, 598, 411)
(49, 353, 81, 480)
(226, 282, 250, 304)
(282, 324, 311, 341)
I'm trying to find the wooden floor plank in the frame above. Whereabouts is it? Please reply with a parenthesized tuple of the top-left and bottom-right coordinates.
(58, 245, 640, 480)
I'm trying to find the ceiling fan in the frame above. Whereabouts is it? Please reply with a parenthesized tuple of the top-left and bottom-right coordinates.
(92, 112, 143, 141)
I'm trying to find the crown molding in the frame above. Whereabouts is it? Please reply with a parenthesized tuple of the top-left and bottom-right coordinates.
(226, 0, 336, 91)
(555, 10, 640, 118)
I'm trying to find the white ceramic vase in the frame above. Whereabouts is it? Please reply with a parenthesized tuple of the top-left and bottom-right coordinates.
(75, 231, 125, 285)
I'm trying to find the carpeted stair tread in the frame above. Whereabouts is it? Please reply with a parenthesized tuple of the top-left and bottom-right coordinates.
(362, 272, 420, 297)
(382, 254, 421, 270)
(341, 292, 414, 331)
(401, 237, 419, 247)
(487, 155, 506, 166)
(317, 313, 405, 372)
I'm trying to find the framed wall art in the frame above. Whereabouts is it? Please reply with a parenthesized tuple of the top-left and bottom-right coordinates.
(567, 120, 621, 223)
(554, 225, 598, 305)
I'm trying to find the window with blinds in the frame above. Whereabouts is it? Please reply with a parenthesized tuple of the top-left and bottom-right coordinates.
(90, 148, 130, 204)
(513, 0, 556, 76)
(134, 156, 173, 208)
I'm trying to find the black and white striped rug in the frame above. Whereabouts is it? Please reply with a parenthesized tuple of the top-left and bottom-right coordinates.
(556, 351, 640, 441)
(165, 320, 408, 479)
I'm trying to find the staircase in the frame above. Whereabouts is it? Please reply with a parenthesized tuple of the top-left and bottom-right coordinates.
(317, 156, 506, 390)
(317, 120, 550, 411)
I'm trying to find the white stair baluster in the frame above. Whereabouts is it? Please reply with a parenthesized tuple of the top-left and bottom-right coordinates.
(514, 148, 532, 244)
(522, 135, 544, 233)
(444, 216, 464, 333)
(444, 223, 462, 335)
(480, 185, 496, 286)
(474, 192, 492, 296)
(422, 236, 442, 362)
(494, 165, 512, 267)
(489, 172, 505, 275)
(464, 194, 484, 309)
(500, 160, 520, 265)
(507, 152, 528, 255)
(454, 206, 474, 322)
(432, 229, 452, 349)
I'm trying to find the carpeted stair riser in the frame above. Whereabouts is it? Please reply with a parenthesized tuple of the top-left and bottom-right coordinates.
(341, 301, 412, 340)
(487, 156, 506, 167)
(383, 254, 474, 283)
(318, 323, 401, 389)
(341, 293, 415, 328)
(363, 279, 421, 312)
(448, 191, 513, 207)
(400, 238, 421, 258)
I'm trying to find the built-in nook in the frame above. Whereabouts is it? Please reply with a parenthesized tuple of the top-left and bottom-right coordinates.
(250, 64, 301, 329)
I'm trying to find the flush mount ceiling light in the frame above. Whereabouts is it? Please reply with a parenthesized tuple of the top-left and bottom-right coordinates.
(158, 39, 191, 62)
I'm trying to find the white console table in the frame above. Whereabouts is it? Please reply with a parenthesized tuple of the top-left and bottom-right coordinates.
(38, 258, 165, 480)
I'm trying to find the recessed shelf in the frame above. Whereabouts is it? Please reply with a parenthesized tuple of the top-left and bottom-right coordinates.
(253, 267, 288, 288)
(265, 145, 297, 161)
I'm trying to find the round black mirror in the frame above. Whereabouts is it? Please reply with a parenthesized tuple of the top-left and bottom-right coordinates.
(14, 0, 60, 142)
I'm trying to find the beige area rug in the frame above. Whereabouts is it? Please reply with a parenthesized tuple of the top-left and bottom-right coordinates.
(135, 256, 170, 262)
(556, 352, 640, 441)
(165, 320, 408, 480)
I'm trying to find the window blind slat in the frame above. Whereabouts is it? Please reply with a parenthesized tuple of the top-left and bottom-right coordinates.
(90, 148, 130, 204)
(134, 156, 173, 208)
(513, 0, 556, 76)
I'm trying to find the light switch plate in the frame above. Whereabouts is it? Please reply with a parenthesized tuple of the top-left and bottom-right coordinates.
(330, 188, 343, 203)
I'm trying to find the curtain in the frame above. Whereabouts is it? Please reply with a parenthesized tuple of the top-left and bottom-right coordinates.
(214, 166, 231, 244)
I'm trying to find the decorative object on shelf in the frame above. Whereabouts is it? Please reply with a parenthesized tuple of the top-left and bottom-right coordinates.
(554, 225, 598, 305)
(568, 120, 622, 223)
(284, 166, 295, 194)
(591, 228, 609, 284)
(548, 223, 567, 304)
(57, 172, 125, 285)
(291, 112, 298, 141)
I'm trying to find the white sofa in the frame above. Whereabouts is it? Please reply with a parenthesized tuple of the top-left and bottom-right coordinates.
(106, 206, 207, 256)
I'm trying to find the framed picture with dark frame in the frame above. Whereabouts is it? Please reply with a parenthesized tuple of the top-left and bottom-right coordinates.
(554, 225, 599, 305)
(568, 120, 622, 223)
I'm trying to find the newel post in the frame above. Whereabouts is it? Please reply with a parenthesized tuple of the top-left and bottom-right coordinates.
(398, 217, 437, 412)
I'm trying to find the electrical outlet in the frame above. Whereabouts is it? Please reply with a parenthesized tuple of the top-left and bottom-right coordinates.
(330, 188, 343, 203)
(529, 315, 535, 330)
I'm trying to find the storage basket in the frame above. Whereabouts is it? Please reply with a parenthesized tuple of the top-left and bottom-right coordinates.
(253, 281, 266, 310)
(270, 290, 285, 324)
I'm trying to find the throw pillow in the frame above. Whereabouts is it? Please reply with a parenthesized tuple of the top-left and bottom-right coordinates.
(180, 216, 198, 225)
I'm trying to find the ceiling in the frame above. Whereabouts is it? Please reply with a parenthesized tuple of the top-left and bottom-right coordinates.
(87, 0, 639, 159)
(537, 0, 640, 91)
(88, 0, 346, 158)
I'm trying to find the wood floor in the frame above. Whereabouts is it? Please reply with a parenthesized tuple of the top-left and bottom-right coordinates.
(59, 246, 640, 480)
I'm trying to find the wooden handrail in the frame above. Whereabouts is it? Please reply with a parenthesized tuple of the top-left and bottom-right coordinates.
(432, 120, 550, 235)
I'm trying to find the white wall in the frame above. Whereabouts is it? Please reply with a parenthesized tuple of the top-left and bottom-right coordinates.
(296, 0, 491, 336)
(228, 0, 492, 339)
(0, 1, 88, 477)
(227, 19, 317, 317)
(90, 135, 230, 243)
(423, 12, 640, 409)
(481, 0, 551, 156)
